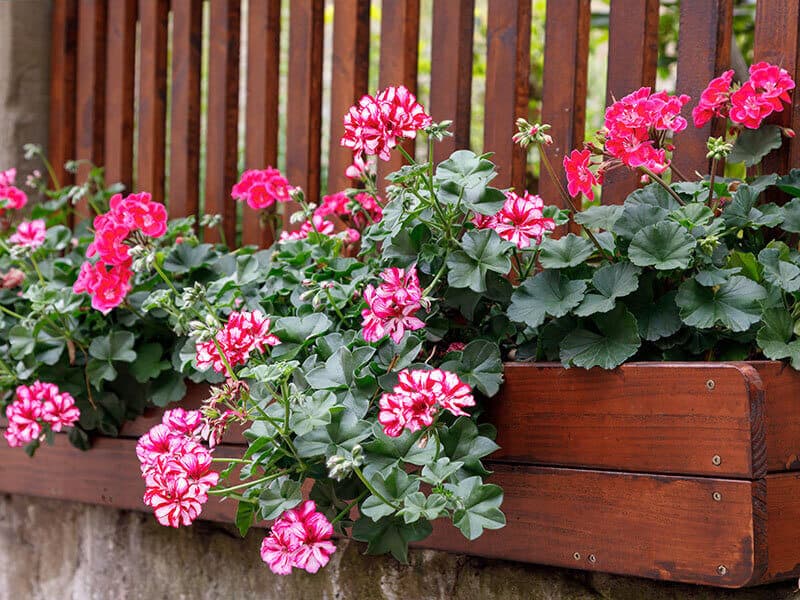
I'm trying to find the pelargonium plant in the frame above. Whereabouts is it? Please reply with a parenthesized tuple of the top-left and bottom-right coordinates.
(3, 63, 800, 572)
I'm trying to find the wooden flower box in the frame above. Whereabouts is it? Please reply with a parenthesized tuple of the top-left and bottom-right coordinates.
(2, 361, 800, 588)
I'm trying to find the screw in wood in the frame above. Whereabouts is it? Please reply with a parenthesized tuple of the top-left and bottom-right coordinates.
(573, 552, 581, 560)
(588, 554, 597, 564)
(712, 455, 722, 466)
(717, 565, 727, 575)
(712, 492, 722, 501)
(706, 379, 715, 390)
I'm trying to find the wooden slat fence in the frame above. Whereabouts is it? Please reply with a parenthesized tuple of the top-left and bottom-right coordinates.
(49, 0, 800, 245)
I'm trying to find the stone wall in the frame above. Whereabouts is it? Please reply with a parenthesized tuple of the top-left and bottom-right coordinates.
(0, 494, 796, 600)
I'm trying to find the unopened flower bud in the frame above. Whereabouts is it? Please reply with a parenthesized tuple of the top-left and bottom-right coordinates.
(706, 136, 733, 160)
(783, 128, 796, 139)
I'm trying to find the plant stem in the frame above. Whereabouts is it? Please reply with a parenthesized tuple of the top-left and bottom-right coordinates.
(330, 491, 368, 525)
(29, 256, 45, 284)
(152, 260, 180, 295)
(639, 166, 686, 206)
(352, 465, 401, 511)
(208, 472, 286, 495)
(422, 254, 449, 296)
(0, 303, 24, 320)
(707, 157, 719, 211)
(323, 288, 347, 322)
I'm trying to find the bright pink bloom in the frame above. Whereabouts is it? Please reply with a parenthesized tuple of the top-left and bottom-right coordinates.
(261, 501, 336, 575)
(492, 191, 555, 249)
(73, 260, 133, 314)
(278, 215, 336, 242)
(563, 149, 599, 200)
(110, 192, 168, 238)
(195, 310, 280, 373)
(162, 408, 203, 437)
(0, 168, 16, 187)
(749, 62, 796, 111)
(692, 70, 734, 127)
(345, 153, 369, 179)
(145, 471, 206, 528)
(446, 342, 466, 353)
(0, 168, 27, 212)
(3, 391, 43, 447)
(426, 369, 475, 416)
(315, 191, 383, 229)
(472, 213, 497, 230)
(361, 266, 425, 344)
(37, 383, 79, 432)
(9, 219, 46, 249)
(729, 82, 775, 129)
(136, 423, 176, 468)
(232, 168, 292, 210)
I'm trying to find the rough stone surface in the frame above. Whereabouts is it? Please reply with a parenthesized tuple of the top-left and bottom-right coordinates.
(0, 1, 52, 173)
(0, 494, 797, 600)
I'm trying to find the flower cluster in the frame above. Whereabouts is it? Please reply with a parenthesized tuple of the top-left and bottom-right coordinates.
(378, 369, 475, 437)
(361, 266, 425, 343)
(232, 168, 293, 210)
(278, 215, 335, 242)
(4, 381, 79, 448)
(0, 168, 27, 213)
(74, 192, 168, 313)
(603, 88, 691, 174)
(692, 62, 796, 129)
(340, 85, 432, 167)
(260, 500, 336, 575)
(9, 219, 46, 249)
(137, 408, 219, 528)
(473, 190, 556, 249)
(563, 149, 603, 200)
(316, 191, 384, 230)
(195, 310, 281, 374)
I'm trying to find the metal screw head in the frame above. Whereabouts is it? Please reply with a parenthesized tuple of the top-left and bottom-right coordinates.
(712, 492, 722, 501)
(706, 379, 716, 390)
(588, 554, 597, 564)
(573, 552, 581, 561)
(717, 565, 728, 575)
(712, 455, 722, 466)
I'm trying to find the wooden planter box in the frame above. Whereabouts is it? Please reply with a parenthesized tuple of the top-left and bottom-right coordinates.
(2, 361, 800, 588)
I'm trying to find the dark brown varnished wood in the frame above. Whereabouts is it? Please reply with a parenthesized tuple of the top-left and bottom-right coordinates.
(48, 0, 78, 188)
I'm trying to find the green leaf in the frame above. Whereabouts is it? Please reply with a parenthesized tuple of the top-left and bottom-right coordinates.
(295, 409, 371, 457)
(695, 267, 741, 287)
(438, 417, 500, 476)
(727, 251, 761, 282)
(507, 270, 587, 327)
(757, 307, 800, 368)
(613, 204, 670, 240)
(362, 427, 436, 478)
(89, 331, 137, 362)
(351, 516, 433, 563)
(305, 346, 373, 390)
(728, 125, 783, 167)
(235, 501, 256, 537)
(574, 262, 640, 317)
(361, 468, 419, 521)
(625, 183, 683, 210)
(258, 477, 303, 520)
(272, 313, 332, 344)
(629, 289, 682, 342)
(538, 234, 595, 269)
(447, 229, 512, 293)
(758, 248, 800, 292)
(149, 371, 187, 407)
(399, 492, 448, 524)
(628, 221, 696, 270)
(420, 457, 464, 485)
(129, 342, 169, 383)
(8, 325, 35, 359)
(85, 359, 117, 388)
(777, 169, 800, 198)
(560, 305, 640, 369)
(163, 243, 214, 273)
(780, 198, 800, 233)
(573, 205, 624, 230)
(289, 390, 339, 436)
(446, 476, 506, 540)
(434, 150, 498, 213)
(676, 276, 767, 332)
(722, 184, 783, 229)
(439, 340, 503, 396)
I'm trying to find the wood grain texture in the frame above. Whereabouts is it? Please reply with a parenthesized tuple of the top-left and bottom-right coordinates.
(489, 362, 765, 478)
(169, 0, 203, 220)
(430, 0, 475, 164)
(483, 0, 531, 190)
(673, 0, 733, 178)
(48, 0, 78, 188)
(539, 0, 590, 212)
(765, 471, 800, 581)
(602, 0, 659, 204)
(242, 0, 281, 247)
(751, 361, 800, 472)
(377, 0, 421, 194)
(286, 0, 325, 224)
(103, 0, 137, 191)
(204, 0, 241, 244)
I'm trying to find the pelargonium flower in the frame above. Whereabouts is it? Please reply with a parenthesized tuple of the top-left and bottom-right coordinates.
(730, 81, 777, 129)
(315, 191, 383, 229)
(260, 501, 336, 575)
(3, 381, 79, 448)
(35, 382, 80, 432)
(692, 70, 734, 127)
(563, 149, 601, 200)
(278, 216, 336, 242)
(110, 192, 168, 238)
(144, 471, 206, 528)
(0, 168, 27, 212)
(748, 61, 795, 111)
(378, 369, 475, 438)
(232, 168, 292, 210)
(9, 219, 47, 249)
(162, 408, 203, 437)
(195, 310, 280, 373)
(361, 266, 425, 344)
(3, 391, 44, 447)
(492, 191, 556, 249)
(72, 260, 133, 314)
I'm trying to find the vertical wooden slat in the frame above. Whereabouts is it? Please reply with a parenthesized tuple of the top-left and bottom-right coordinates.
(75, 0, 107, 217)
(169, 0, 203, 220)
(539, 0, 590, 210)
(327, 0, 371, 197)
(484, 0, 531, 191)
(204, 0, 241, 244)
(243, 0, 281, 246)
(104, 0, 137, 190)
(49, 0, 78, 188)
(137, 0, 169, 205)
(430, 0, 475, 165)
(602, 0, 659, 204)
(673, 0, 733, 178)
(286, 0, 324, 225)
(753, 0, 800, 175)
(377, 0, 421, 191)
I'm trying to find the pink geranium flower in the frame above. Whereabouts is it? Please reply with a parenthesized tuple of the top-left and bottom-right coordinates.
(748, 62, 796, 111)
(692, 70, 734, 127)
(232, 168, 292, 210)
(0, 168, 27, 212)
(9, 219, 47, 249)
(563, 149, 600, 200)
(195, 310, 281, 373)
(730, 81, 778, 129)
(492, 191, 555, 249)
(36, 382, 80, 432)
(73, 260, 133, 314)
(3, 381, 79, 448)
(260, 501, 336, 575)
(361, 266, 425, 343)
(278, 216, 336, 242)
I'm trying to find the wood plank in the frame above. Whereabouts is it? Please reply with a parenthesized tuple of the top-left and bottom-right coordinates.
(751, 361, 800, 472)
(490, 362, 765, 478)
(103, 0, 137, 191)
(137, 0, 169, 205)
(602, 0, 659, 204)
(539, 0, 590, 211)
(48, 0, 78, 188)
(204, 0, 241, 244)
(753, 0, 800, 176)
(74, 0, 107, 218)
(169, 0, 203, 220)
(285, 0, 324, 224)
(483, 0, 531, 190)
(429, 0, 475, 165)
(242, 0, 281, 246)
(672, 0, 733, 179)
(327, 0, 371, 196)
(377, 0, 420, 194)
(765, 471, 800, 581)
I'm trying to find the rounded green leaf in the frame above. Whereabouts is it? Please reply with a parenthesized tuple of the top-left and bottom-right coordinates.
(676, 276, 767, 332)
(628, 221, 696, 270)
(507, 270, 587, 327)
(559, 305, 641, 369)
